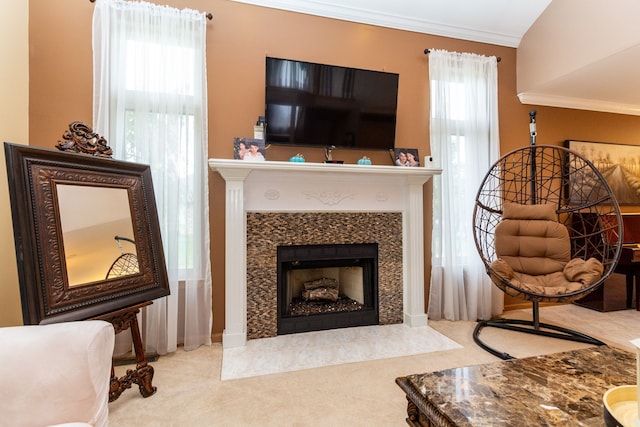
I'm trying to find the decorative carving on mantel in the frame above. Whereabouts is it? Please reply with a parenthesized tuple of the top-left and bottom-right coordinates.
(303, 191, 356, 206)
(376, 192, 389, 202)
(55, 121, 113, 158)
(264, 189, 280, 200)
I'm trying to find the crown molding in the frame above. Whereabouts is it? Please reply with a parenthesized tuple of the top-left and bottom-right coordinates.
(232, 0, 521, 47)
(518, 92, 640, 116)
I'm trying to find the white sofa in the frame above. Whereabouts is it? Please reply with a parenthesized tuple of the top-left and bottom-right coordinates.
(0, 320, 115, 427)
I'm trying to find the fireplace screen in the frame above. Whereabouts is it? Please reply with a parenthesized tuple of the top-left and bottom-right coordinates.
(277, 243, 379, 335)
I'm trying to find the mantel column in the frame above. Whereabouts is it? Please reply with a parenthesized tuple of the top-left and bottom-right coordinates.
(216, 168, 251, 348)
(404, 175, 431, 327)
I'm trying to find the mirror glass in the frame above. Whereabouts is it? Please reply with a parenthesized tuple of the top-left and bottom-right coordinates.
(57, 184, 139, 286)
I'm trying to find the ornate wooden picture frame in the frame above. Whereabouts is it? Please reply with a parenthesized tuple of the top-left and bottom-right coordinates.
(4, 143, 170, 324)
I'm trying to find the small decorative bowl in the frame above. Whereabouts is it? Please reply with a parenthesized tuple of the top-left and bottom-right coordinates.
(289, 154, 305, 163)
(603, 385, 638, 427)
(357, 156, 372, 165)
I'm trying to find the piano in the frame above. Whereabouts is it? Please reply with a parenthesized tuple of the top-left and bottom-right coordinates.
(620, 243, 640, 263)
(575, 214, 640, 312)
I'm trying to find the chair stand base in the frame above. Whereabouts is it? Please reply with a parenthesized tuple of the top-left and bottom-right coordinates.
(473, 318, 606, 360)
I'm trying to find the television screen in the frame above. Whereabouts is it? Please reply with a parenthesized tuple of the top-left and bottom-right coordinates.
(265, 57, 399, 150)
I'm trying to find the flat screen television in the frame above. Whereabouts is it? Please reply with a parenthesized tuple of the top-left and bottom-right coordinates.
(265, 57, 399, 150)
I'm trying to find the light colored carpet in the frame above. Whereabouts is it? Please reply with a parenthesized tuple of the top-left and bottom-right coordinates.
(108, 304, 640, 426)
(221, 323, 462, 380)
(516, 303, 639, 351)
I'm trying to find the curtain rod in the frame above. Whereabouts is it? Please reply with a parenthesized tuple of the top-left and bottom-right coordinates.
(424, 48, 501, 62)
(88, 0, 213, 20)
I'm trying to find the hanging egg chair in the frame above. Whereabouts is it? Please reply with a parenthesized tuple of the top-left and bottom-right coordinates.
(472, 112, 622, 359)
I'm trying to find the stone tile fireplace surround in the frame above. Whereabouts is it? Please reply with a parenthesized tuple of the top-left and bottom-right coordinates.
(249, 212, 399, 339)
(208, 159, 440, 349)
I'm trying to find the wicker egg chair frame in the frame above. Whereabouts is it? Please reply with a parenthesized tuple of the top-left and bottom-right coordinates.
(472, 143, 623, 360)
(106, 235, 139, 279)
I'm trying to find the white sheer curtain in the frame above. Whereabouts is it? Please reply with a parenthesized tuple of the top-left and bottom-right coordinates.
(427, 49, 503, 321)
(92, 0, 211, 353)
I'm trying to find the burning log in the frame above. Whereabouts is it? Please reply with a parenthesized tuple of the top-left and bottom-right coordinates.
(303, 277, 338, 290)
(303, 287, 339, 302)
(302, 277, 339, 302)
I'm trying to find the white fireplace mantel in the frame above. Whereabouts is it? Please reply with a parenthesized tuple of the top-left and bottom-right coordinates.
(208, 159, 441, 348)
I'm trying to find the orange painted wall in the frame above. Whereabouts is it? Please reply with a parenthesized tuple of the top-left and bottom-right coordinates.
(0, 1, 28, 327)
(27, 0, 640, 336)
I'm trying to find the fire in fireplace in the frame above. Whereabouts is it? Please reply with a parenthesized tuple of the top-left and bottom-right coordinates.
(277, 243, 379, 335)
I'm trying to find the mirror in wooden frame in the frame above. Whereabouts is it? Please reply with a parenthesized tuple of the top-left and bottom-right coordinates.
(4, 142, 170, 324)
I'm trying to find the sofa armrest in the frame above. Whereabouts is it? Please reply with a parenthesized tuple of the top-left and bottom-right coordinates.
(0, 320, 115, 427)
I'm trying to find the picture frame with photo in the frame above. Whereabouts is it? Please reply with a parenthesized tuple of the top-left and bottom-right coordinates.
(234, 137, 266, 162)
(392, 148, 420, 167)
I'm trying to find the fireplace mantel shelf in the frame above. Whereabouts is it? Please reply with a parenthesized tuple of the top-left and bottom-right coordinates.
(209, 158, 441, 348)
(208, 158, 441, 179)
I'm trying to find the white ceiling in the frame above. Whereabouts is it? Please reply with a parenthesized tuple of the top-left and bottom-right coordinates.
(233, 0, 640, 116)
(234, 0, 551, 47)
(516, 0, 640, 116)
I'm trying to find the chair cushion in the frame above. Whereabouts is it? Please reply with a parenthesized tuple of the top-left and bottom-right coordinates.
(502, 202, 557, 221)
(490, 257, 603, 298)
(495, 203, 571, 275)
(563, 258, 604, 285)
(490, 203, 604, 299)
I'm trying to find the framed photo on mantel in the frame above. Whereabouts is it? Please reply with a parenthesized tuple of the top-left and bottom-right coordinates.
(391, 148, 420, 167)
(234, 137, 266, 162)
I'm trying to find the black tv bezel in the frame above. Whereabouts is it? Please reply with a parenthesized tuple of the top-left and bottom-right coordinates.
(264, 57, 399, 151)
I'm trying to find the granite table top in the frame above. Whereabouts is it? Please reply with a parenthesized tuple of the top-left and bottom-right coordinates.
(396, 346, 636, 426)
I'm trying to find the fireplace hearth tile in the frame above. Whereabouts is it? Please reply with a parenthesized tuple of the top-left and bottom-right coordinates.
(220, 323, 462, 380)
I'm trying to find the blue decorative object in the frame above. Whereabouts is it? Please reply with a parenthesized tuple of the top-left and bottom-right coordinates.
(357, 156, 372, 165)
(290, 153, 305, 163)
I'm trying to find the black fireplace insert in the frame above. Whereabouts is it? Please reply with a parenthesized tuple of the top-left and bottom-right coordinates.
(277, 243, 379, 335)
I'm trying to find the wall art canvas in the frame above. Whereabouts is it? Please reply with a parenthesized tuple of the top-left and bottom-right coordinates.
(566, 140, 640, 205)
